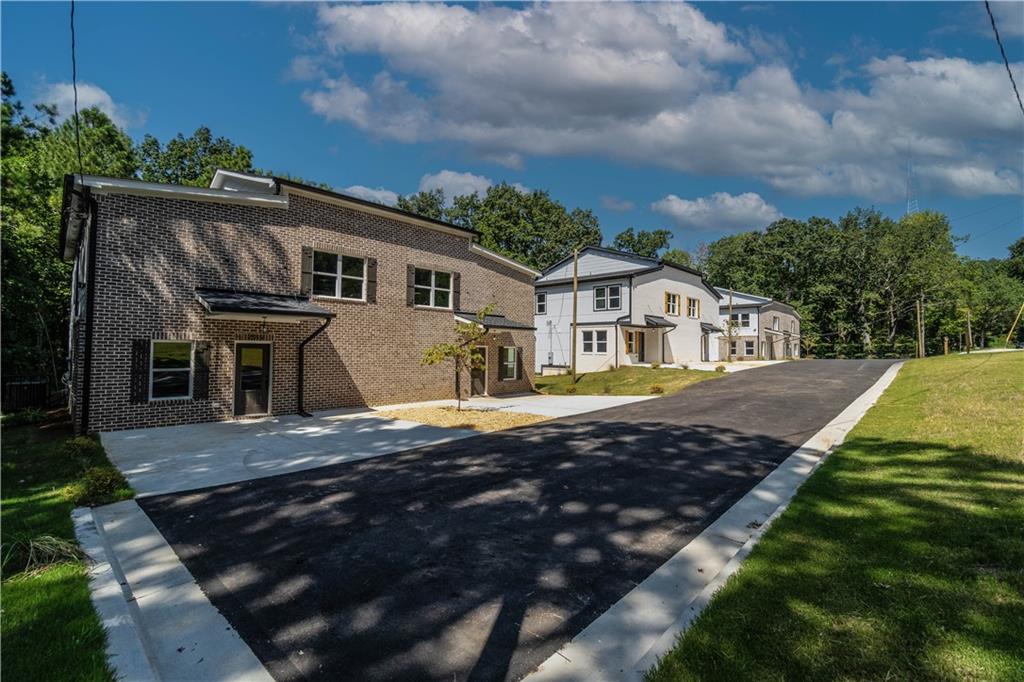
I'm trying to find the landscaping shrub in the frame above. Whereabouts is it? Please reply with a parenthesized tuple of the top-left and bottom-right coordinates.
(61, 436, 107, 470)
(603, 385, 612, 394)
(565, 385, 577, 394)
(650, 361, 661, 369)
(2, 407, 48, 427)
(1, 535, 86, 575)
(649, 384, 664, 394)
(715, 364, 726, 373)
(679, 363, 689, 370)
(72, 466, 130, 507)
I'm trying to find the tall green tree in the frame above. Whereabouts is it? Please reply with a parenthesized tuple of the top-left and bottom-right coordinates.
(611, 227, 672, 258)
(661, 247, 693, 268)
(138, 126, 253, 187)
(396, 188, 445, 221)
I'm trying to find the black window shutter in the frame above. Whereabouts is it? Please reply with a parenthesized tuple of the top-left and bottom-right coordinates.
(193, 341, 211, 400)
(515, 346, 524, 380)
(300, 246, 313, 296)
(129, 339, 150, 404)
(452, 272, 461, 310)
(406, 264, 416, 306)
(498, 347, 507, 380)
(366, 258, 378, 304)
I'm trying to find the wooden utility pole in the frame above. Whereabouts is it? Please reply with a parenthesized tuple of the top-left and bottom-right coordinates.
(915, 296, 925, 358)
(570, 248, 579, 383)
(1005, 301, 1024, 348)
(966, 307, 973, 354)
(943, 336, 949, 355)
(727, 289, 734, 362)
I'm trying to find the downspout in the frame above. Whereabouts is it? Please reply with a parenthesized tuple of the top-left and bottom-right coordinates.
(297, 317, 331, 417)
(79, 187, 97, 434)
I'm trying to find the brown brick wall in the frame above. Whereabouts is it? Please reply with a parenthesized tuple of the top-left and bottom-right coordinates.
(76, 191, 535, 432)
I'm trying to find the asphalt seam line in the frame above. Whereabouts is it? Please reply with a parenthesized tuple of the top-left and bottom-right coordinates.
(526, 360, 904, 682)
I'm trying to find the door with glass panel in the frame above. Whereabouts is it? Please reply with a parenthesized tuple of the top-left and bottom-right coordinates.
(234, 343, 271, 416)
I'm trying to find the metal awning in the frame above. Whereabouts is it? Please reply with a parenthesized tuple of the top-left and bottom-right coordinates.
(701, 322, 723, 333)
(615, 314, 677, 329)
(454, 310, 535, 330)
(195, 288, 336, 322)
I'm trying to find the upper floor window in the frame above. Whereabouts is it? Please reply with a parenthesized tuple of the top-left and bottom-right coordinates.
(594, 285, 621, 311)
(730, 312, 750, 327)
(151, 341, 193, 400)
(313, 251, 366, 300)
(535, 292, 547, 315)
(664, 292, 680, 316)
(772, 316, 780, 331)
(413, 268, 452, 308)
(686, 297, 700, 318)
(582, 330, 608, 354)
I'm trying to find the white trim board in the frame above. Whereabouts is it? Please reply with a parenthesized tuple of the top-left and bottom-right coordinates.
(526, 360, 904, 682)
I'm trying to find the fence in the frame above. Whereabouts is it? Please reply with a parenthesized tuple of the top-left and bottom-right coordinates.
(1, 376, 67, 412)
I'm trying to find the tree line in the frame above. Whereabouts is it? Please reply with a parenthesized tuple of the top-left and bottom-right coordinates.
(2, 72, 1022, 388)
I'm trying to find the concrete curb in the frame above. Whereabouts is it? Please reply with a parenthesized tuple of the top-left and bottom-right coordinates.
(72, 506, 160, 682)
(75, 501, 273, 682)
(526, 361, 904, 681)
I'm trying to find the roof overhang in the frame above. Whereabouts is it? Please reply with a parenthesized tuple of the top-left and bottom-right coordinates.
(454, 310, 535, 330)
(71, 174, 289, 208)
(195, 288, 335, 323)
(701, 322, 724, 333)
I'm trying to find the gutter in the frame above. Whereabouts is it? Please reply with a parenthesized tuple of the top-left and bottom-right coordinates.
(80, 187, 97, 433)
(297, 317, 332, 417)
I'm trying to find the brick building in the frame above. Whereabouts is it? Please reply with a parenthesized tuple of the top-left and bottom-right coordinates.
(60, 170, 538, 433)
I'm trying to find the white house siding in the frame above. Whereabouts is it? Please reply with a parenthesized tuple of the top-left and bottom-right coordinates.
(534, 277, 631, 371)
(631, 269, 722, 365)
(537, 250, 650, 283)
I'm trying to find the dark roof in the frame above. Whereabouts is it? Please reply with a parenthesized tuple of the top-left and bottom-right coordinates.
(454, 310, 535, 330)
(195, 288, 335, 319)
(701, 322, 724, 333)
(644, 315, 677, 328)
(274, 177, 481, 237)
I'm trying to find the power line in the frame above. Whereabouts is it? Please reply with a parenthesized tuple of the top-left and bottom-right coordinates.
(70, 0, 84, 180)
(985, 0, 1024, 118)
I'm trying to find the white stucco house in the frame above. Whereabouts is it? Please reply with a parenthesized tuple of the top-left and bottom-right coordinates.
(533, 246, 723, 373)
(714, 288, 802, 360)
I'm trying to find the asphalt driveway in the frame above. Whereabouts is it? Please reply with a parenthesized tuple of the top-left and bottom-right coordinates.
(140, 359, 896, 681)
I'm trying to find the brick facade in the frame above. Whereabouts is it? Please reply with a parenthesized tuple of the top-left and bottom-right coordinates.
(72, 190, 535, 433)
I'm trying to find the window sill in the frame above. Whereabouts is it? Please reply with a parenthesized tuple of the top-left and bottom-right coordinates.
(312, 295, 367, 304)
(148, 396, 193, 403)
(413, 305, 454, 311)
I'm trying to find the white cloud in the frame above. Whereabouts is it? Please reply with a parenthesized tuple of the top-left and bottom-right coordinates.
(652, 192, 782, 232)
(340, 185, 399, 206)
(40, 81, 145, 128)
(418, 170, 493, 198)
(297, 2, 1023, 200)
(600, 195, 635, 212)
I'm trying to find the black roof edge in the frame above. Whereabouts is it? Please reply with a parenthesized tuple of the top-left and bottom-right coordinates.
(195, 286, 313, 300)
(273, 177, 481, 238)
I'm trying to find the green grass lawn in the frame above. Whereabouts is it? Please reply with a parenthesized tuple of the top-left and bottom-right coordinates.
(648, 352, 1024, 681)
(536, 366, 720, 396)
(2, 412, 133, 682)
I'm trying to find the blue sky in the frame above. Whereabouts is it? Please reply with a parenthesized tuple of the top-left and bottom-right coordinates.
(3, 1, 1022, 259)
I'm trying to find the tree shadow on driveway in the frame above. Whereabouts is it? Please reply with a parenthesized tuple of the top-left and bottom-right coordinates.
(141, 418, 806, 681)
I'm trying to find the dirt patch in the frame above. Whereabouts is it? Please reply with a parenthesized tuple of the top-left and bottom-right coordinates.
(377, 406, 550, 432)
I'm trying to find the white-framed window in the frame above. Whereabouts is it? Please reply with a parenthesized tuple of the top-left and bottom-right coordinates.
(773, 316, 780, 330)
(686, 297, 700, 318)
(625, 331, 635, 354)
(729, 340, 737, 356)
(594, 285, 621, 311)
(665, 292, 680, 316)
(413, 268, 452, 308)
(150, 340, 193, 400)
(745, 340, 755, 355)
(730, 312, 750, 327)
(535, 292, 547, 315)
(582, 329, 609, 354)
(499, 346, 519, 380)
(313, 250, 366, 300)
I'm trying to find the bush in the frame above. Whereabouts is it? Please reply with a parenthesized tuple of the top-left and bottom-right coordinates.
(2, 408, 46, 427)
(650, 361, 661, 369)
(1, 535, 86, 575)
(680, 364, 689, 370)
(565, 386, 577, 394)
(649, 384, 664, 394)
(62, 436, 106, 470)
(72, 466, 130, 507)
(602, 385, 612, 394)
(715, 365, 726, 373)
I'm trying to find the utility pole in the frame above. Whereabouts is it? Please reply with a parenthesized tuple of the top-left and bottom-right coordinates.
(570, 248, 579, 383)
(1005, 301, 1024, 348)
(727, 288, 734, 362)
(943, 336, 949, 356)
(915, 296, 925, 358)
(966, 307, 973, 354)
